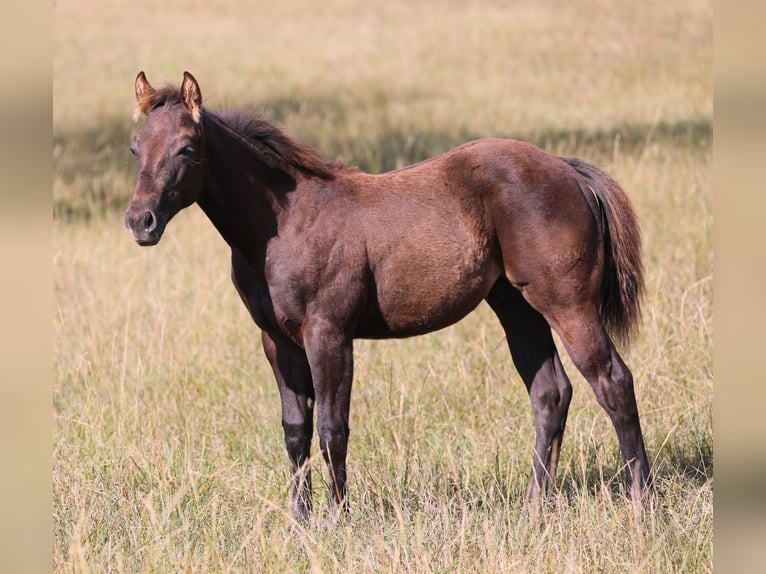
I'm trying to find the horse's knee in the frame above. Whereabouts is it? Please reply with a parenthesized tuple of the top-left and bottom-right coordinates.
(282, 421, 312, 462)
(317, 422, 349, 449)
(317, 422, 349, 463)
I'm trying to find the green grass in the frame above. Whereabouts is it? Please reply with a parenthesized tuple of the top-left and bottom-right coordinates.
(54, 0, 712, 571)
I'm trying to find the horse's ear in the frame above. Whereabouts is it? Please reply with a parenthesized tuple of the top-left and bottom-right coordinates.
(133, 71, 155, 121)
(181, 71, 202, 124)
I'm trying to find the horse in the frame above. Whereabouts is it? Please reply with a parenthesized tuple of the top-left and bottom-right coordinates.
(125, 71, 650, 520)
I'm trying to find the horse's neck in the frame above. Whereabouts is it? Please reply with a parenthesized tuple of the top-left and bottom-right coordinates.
(197, 115, 285, 254)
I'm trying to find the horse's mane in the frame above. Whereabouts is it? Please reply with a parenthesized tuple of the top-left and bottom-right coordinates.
(138, 85, 339, 181)
(209, 110, 339, 181)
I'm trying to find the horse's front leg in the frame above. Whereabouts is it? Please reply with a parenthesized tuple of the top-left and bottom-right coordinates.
(303, 316, 354, 515)
(261, 331, 315, 521)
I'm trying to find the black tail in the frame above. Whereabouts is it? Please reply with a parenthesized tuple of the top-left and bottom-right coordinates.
(564, 157, 644, 346)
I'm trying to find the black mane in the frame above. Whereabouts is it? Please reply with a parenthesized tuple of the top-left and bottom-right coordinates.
(207, 109, 339, 181)
(139, 84, 338, 181)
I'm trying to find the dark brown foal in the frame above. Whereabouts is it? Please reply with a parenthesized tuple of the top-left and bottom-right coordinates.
(125, 71, 649, 520)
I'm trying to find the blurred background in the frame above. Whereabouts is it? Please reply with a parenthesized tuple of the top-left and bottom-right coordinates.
(53, 0, 711, 219)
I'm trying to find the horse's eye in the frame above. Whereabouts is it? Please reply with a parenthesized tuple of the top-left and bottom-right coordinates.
(178, 145, 194, 158)
(129, 145, 138, 157)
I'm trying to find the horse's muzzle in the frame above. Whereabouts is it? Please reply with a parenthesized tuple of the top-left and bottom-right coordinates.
(125, 205, 161, 246)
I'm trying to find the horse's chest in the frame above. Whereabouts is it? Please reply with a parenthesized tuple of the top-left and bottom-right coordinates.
(231, 250, 307, 345)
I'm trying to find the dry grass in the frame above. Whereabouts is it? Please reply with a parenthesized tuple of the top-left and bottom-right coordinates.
(53, 0, 711, 132)
(54, 1, 712, 571)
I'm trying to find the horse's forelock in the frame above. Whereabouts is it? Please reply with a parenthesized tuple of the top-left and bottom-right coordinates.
(134, 86, 185, 121)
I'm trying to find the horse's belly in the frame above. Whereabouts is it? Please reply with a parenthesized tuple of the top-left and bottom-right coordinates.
(356, 248, 501, 339)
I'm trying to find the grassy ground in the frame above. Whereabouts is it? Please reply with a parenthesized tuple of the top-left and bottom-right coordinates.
(53, 1, 712, 571)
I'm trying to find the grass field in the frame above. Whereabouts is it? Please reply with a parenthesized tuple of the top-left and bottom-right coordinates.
(53, 1, 712, 571)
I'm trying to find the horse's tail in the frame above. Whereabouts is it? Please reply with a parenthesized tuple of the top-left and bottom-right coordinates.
(563, 157, 644, 347)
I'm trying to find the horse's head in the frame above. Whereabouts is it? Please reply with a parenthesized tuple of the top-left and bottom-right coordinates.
(125, 71, 206, 246)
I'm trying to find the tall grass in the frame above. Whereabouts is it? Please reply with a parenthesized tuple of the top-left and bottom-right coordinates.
(54, 0, 712, 571)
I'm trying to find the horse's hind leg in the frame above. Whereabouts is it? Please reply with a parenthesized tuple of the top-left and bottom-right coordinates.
(543, 304, 650, 501)
(486, 278, 573, 506)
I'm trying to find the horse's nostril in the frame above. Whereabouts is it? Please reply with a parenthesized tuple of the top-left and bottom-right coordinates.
(143, 211, 156, 231)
